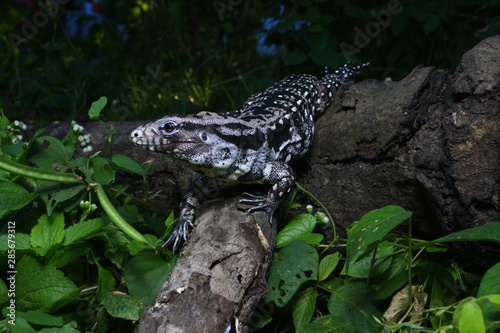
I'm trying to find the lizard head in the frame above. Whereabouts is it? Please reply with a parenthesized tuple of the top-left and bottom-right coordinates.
(130, 112, 243, 172)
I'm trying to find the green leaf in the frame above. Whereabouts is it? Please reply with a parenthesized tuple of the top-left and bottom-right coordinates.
(431, 222, 500, 244)
(488, 295, 500, 311)
(29, 136, 70, 169)
(0, 181, 37, 219)
(265, 241, 318, 307)
(0, 232, 31, 251)
(97, 263, 116, 295)
(296, 314, 355, 333)
(31, 211, 65, 250)
(101, 292, 142, 321)
(89, 96, 108, 119)
(458, 301, 485, 333)
(327, 282, 382, 333)
(16, 255, 78, 311)
(318, 252, 340, 282)
(477, 263, 500, 324)
(90, 157, 115, 185)
(64, 217, 109, 245)
(346, 206, 411, 272)
(276, 214, 317, 248)
(38, 321, 80, 332)
(16, 310, 64, 327)
(52, 184, 87, 204)
(342, 241, 394, 278)
(292, 287, 318, 330)
(110, 154, 146, 176)
(0, 279, 8, 303)
(296, 233, 324, 245)
(48, 243, 92, 268)
(125, 252, 172, 305)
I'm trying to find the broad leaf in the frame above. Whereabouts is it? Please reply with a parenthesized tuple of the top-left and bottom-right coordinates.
(343, 241, 394, 278)
(64, 218, 109, 245)
(276, 214, 317, 248)
(296, 315, 355, 333)
(16, 255, 78, 311)
(477, 263, 500, 325)
(265, 241, 318, 307)
(327, 282, 382, 333)
(111, 154, 146, 176)
(458, 301, 485, 333)
(89, 96, 108, 118)
(292, 287, 318, 330)
(31, 211, 65, 250)
(125, 252, 172, 305)
(431, 222, 500, 244)
(346, 206, 411, 272)
(101, 292, 142, 321)
(318, 252, 340, 282)
(0, 181, 36, 219)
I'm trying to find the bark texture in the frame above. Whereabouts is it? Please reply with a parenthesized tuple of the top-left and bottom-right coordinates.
(32, 36, 499, 332)
(137, 198, 275, 333)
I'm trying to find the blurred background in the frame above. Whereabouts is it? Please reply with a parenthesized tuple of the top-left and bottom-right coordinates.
(1, 0, 499, 123)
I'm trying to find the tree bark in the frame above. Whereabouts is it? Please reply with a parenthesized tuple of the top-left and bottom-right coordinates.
(31, 36, 499, 332)
(137, 198, 276, 333)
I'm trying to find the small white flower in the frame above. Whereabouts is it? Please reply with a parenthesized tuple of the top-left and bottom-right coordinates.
(83, 146, 93, 153)
(315, 211, 329, 224)
(11, 137, 18, 144)
(306, 204, 313, 213)
(17, 135, 23, 141)
(13, 120, 20, 126)
(90, 203, 98, 211)
(22, 123, 27, 130)
(78, 135, 84, 142)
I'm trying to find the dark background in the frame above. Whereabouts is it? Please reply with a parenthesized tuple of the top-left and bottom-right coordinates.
(1, 0, 499, 123)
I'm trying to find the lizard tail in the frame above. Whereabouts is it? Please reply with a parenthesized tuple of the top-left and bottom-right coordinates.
(313, 61, 369, 118)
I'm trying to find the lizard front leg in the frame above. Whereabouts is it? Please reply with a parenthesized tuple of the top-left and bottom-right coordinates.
(163, 175, 217, 251)
(239, 161, 295, 224)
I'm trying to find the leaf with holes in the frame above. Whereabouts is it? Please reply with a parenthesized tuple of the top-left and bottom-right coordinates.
(346, 206, 411, 273)
(265, 241, 318, 307)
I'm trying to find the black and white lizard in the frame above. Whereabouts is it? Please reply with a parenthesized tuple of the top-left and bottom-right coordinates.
(130, 61, 368, 250)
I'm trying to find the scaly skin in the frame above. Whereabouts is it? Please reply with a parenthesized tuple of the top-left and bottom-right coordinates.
(130, 61, 368, 250)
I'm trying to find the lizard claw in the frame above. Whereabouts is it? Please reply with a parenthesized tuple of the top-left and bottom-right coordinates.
(239, 192, 276, 224)
(161, 219, 193, 251)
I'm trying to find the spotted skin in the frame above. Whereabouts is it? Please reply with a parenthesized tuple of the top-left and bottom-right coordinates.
(130, 61, 368, 250)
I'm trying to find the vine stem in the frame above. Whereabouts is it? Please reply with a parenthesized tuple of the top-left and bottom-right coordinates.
(0, 156, 81, 183)
(94, 183, 154, 247)
(295, 182, 338, 255)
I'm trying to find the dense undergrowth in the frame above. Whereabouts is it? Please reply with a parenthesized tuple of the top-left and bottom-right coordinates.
(0, 103, 499, 332)
(1, 1, 499, 332)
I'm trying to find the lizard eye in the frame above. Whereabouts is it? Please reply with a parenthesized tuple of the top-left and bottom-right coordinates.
(199, 131, 209, 142)
(161, 121, 178, 134)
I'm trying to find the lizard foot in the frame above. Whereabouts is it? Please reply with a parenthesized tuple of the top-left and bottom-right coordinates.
(239, 192, 277, 224)
(161, 219, 193, 252)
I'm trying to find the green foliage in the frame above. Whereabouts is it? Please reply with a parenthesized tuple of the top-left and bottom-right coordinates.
(0, 102, 499, 332)
(0, 107, 174, 332)
(259, 202, 500, 332)
(1, 1, 498, 123)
